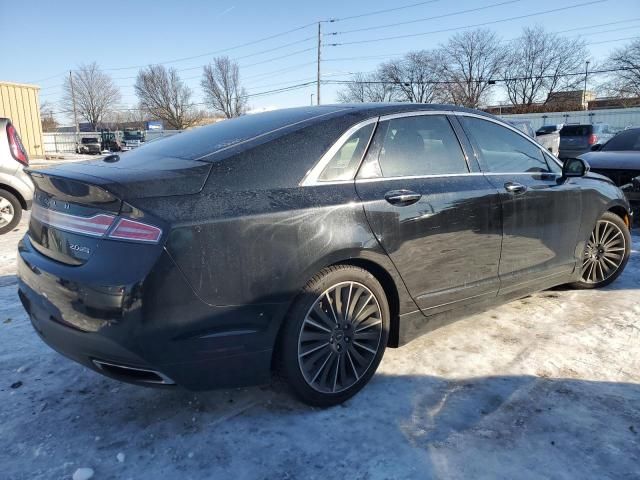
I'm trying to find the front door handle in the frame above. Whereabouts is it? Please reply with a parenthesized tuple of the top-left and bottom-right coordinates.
(384, 190, 422, 206)
(504, 182, 527, 195)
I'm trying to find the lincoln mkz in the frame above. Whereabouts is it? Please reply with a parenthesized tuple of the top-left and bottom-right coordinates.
(17, 104, 632, 405)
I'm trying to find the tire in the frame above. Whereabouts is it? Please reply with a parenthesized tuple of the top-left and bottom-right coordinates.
(569, 211, 631, 289)
(277, 265, 390, 407)
(0, 189, 22, 235)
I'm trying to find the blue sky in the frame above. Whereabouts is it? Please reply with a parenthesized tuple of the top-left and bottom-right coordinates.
(1, 0, 639, 122)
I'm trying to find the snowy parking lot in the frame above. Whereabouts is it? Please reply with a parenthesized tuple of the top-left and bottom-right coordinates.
(1, 216, 639, 480)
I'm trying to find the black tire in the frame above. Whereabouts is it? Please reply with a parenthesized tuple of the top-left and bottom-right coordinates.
(277, 265, 390, 407)
(0, 189, 22, 235)
(569, 211, 631, 289)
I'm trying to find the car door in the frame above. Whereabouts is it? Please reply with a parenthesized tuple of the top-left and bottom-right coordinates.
(355, 112, 503, 314)
(457, 114, 583, 294)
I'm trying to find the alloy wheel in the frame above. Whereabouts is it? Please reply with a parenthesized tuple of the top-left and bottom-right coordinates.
(0, 196, 15, 228)
(297, 281, 383, 394)
(581, 219, 626, 284)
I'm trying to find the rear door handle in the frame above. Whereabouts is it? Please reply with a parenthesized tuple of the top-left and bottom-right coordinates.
(384, 190, 422, 206)
(504, 182, 527, 195)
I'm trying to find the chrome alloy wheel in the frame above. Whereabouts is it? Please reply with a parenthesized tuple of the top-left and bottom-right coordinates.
(581, 219, 626, 284)
(297, 281, 383, 393)
(0, 196, 15, 228)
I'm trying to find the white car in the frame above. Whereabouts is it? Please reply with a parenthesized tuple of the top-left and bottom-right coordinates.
(535, 124, 562, 157)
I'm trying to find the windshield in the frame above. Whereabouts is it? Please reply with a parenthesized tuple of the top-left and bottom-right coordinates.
(124, 131, 143, 140)
(536, 126, 556, 134)
(602, 129, 640, 151)
(81, 138, 97, 144)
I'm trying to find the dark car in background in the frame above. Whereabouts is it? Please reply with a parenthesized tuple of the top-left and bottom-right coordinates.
(16, 104, 632, 406)
(580, 127, 640, 221)
(559, 123, 615, 159)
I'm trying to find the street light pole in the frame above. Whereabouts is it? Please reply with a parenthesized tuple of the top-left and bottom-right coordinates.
(316, 22, 321, 105)
(69, 70, 79, 147)
(583, 60, 590, 111)
(310, 93, 314, 106)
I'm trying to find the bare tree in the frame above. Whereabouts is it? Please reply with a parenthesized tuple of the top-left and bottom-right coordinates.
(380, 50, 446, 103)
(135, 65, 201, 130)
(336, 71, 398, 103)
(40, 100, 58, 132)
(502, 26, 587, 110)
(602, 38, 640, 98)
(201, 56, 247, 118)
(439, 29, 507, 108)
(62, 62, 121, 129)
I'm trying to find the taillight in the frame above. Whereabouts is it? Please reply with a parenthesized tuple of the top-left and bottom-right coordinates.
(107, 218, 162, 243)
(31, 204, 162, 243)
(6, 123, 28, 166)
(32, 204, 114, 237)
(588, 134, 598, 145)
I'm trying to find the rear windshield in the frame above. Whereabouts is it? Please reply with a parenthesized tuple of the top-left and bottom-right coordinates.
(536, 126, 556, 134)
(561, 125, 592, 136)
(602, 129, 640, 151)
(126, 106, 348, 161)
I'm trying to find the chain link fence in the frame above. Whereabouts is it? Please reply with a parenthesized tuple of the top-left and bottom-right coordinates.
(500, 107, 640, 132)
(42, 130, 182, 155)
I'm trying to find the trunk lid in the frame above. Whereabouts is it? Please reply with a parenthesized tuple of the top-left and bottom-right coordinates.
(27, 153, 209, 265)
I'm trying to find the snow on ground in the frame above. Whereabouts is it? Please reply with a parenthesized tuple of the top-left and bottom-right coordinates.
(0, 217, 638, 479)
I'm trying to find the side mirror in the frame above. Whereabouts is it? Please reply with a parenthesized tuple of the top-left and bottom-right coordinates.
(562, 158, 590, 178)
(590, 144, 602, 151)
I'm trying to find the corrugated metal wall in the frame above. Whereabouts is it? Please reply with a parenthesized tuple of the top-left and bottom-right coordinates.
(0, 81, 44, 158)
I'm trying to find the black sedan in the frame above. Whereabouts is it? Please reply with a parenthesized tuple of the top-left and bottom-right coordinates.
(579, 127, 640, 219)
(17, 104, 632, 406)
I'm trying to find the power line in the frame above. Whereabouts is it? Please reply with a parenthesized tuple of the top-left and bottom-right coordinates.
(329, 0, 607, 46)
(323, 66, 637, 86)
(327, 0, 524, 36)
(102, 22, 318, 71)
(587, 35, 639, 45)
(327, 0, 440, 23)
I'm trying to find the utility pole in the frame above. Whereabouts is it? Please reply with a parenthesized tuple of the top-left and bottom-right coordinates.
(310, 93, 314, 106)
(69, 70, 79, 144)
(316, 22, 321, 105)
(583, 60, 590, 111)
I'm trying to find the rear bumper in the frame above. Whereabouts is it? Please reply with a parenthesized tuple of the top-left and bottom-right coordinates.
(17, 234, 285, 390)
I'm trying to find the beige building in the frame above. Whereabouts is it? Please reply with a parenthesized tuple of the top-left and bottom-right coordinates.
(0, 81, 44, 157)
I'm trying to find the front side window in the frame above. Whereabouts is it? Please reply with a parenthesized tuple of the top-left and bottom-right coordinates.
(461, 117, 550, 173)
(359, 115, 468, 178)
(318, 123, 375, 181)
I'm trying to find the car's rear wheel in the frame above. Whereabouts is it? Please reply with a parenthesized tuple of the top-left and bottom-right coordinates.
(278, 265, 389, 406)
(570, 211, 631, 289)
(0, 189, 21, 235)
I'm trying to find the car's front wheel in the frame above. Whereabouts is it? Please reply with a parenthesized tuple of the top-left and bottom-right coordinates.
(0, 189, 22, 235)
(278, 265, 389, 406)
(571, 211, 631, 289)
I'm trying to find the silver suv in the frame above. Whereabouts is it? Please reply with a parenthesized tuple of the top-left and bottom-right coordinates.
(0, 118, 33, 234)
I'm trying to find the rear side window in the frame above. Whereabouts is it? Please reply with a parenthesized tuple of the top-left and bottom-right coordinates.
(360, 115, 468, 178)
(461, 117, 550, 173)
(318, 123, 375, 181)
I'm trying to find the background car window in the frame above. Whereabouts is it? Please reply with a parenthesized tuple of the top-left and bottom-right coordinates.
(461, 117, 550, 173)
(602, 129, 640, 151)
(318, 123, 375, 181)
(372, 115, 468, 177)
